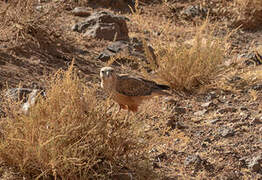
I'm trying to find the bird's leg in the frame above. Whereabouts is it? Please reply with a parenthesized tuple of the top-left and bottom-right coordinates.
(124, 105, 137, 122)
(114, 104, 126, 118)
(128, 105, 138, 113)
(124, 110, 130, 123)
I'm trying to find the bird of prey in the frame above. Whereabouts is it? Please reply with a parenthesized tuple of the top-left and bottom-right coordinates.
(100, 66, 171, 112)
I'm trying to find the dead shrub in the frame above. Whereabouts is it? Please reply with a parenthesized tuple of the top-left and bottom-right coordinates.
(0, 0, 64, 48)
(0, 64, 155, 179)
(232, 0, 262, 30)
(144, 20, 230, 92)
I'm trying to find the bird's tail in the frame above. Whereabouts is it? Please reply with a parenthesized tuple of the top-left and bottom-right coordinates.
(154, 84, 171, 96)
(154, 90, 172, 96)
(157, 84, 170, 90)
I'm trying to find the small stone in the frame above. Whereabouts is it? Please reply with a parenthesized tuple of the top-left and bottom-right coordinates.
(166, 119, 187, 130)
(111, 173, 133, 180)
(247, 155, 262, 172)
(201, 101, 213, 108)
(173, 107, 186, 114)
(240, 106, 248, 111)
(181, 5, 207, 18)
(204, 138, 212, 143)
(155, 152, 168, 162)
(153, 162, 161, 169)
(206, 91, 217, 100)
(38, 0, 48, 3)
(71, 24, 79, 31)
(209, 119, 220, 124)
(72, 7, 91, 17)
(228, 76, 242, 83)
(194, 109, 207, 116)
(174, 138, 180, 145)
(184, 155, 202, 166)
(252, 84, 262, 91)
(35, 5, 43, 11)
(251, 118, 262, 125)
(201, 142, 208, 148)
(218, 127, 235, 138)
(217, 107, 237, 114)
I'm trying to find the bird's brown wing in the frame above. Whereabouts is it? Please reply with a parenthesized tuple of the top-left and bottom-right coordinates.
(115, 74, 159, 96)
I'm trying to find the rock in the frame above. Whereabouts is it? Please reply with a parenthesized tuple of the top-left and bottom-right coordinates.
(181, 5, 207, 19)
(206, 91, 217, 101)
(73, 11, 129, 41)
(201, 101, 214, 108)
(166, 119, 187, 130)
(240, 49, 262, 66)
(35, 5, 44, 11)
(155, 152, 168, 162)
(98, 37, 156, 68)
(72, 7, 91, 17)
(5, 88, 46, 115)
(184, 155, 202, 166)
(250, 117, 262, 125)
(21, 89, 40, 114)
(217, 107, 237, 114)
(71, 24, 78, 31)
(38, 0, 49, 3)
(240, 106, 248, 111)
(194, 109, 207, 116)
(0, 59, 6, 65)
(252, 84, 262, 91)
(153, 162, 161, 169)
(111, 173, 133, 180)
(242, 155, 262, 173)
(228, 76, 242, 83)
(172, 107, 186, 114)
(217, 127, 235, 138)
(5, 88, 37, 102)
(209, 119, 220, 124)
(87, 0, 135, 11)
(98, 40, 129, 61)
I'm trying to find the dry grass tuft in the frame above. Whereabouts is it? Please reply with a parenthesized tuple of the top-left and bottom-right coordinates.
(0, 63, 155, 179)
(232, 0, 262, 29)
(0, 0, 64, 49)
(144, 20, 230, 92)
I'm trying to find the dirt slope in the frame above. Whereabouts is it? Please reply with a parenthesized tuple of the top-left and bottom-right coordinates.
(0, 0, 262, 179)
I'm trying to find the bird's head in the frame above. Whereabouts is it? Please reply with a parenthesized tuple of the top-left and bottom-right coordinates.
(100, 67, 116, 81)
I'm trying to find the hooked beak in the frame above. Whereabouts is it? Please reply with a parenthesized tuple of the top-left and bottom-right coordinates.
(105, 71, 110, 77)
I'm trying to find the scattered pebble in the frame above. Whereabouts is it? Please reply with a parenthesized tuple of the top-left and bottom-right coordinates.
(72, 7, 91, 17)
(218, 127, 235, 138)
(184, 155, 202, 166)
(194, 109, 207, 116)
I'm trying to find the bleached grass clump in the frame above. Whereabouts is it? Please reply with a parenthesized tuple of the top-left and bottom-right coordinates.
(145, 20, 230, 92)
(0, 64, 154, 179)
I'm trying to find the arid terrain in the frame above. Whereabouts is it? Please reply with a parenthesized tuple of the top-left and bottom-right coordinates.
(0, 0, 262, 179)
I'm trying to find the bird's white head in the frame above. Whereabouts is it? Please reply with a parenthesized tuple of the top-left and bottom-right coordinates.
(100, 67, 116, 80)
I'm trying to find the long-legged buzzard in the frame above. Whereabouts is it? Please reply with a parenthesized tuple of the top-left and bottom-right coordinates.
(100, 67, 171, 112)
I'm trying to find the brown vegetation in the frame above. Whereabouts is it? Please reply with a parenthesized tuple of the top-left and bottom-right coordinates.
(0, 64, 156, 179)
(0, 0, 262, 179)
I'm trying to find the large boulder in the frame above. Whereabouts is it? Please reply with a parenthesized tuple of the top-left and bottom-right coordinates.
(4, 88, 46, 115)
(72, 11, 129, 41)
(97, 37, 157, 69)
(86, 0, 135, 12)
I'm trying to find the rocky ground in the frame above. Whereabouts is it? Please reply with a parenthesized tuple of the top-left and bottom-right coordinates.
(0, 0, 262, 179)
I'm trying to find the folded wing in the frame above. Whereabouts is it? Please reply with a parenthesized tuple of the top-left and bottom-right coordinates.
(116, 74, 169, 96)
